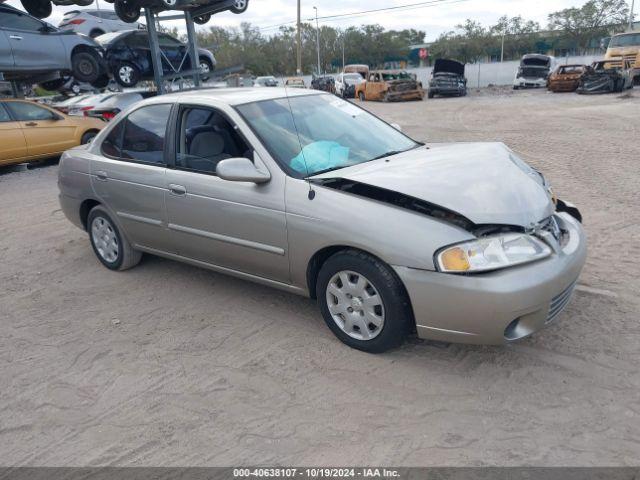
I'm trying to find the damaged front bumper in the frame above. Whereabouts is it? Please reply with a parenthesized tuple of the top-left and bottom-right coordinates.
(514, 77, 547, 88)
(393, 211, 587, 345)
(386, 89, 425, 101)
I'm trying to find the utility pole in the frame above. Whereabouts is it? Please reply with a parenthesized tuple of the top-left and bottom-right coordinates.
(630, 0, 636, 31)
(342, 34, 345, 70)
(313, 6, 321, 75)
(500, 30, 506, 62)
(296, 0, 302, 75)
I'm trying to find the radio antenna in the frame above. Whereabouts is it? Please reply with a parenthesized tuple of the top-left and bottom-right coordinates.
(281, 76, 315, 200)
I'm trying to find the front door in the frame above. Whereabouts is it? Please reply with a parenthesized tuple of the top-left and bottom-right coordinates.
(90, 103, 174, 252)
(0, 9, 65, 70)
(0, 29, 15, 69)
(0, 102, 27, 165)
(164, 105, 290, 283)
(4, 101, 76, 156)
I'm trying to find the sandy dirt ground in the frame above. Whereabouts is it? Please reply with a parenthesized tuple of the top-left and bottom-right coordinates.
(1, 88, 639, 467)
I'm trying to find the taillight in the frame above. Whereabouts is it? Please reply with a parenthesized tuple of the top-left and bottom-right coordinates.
(101, 111, 117, 120)
(81, 106, 94, 116)
(68, 19, 85, 24)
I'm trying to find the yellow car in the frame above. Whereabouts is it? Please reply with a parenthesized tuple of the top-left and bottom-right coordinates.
(0, 99, 104, 167)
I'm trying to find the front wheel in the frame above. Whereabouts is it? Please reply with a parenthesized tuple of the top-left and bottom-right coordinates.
(20, 0, 51, 18)
(230, 0, 248, 13)
(81, 131, 98, 144)
(198, 57, 213, 81)
(316, 250, 412, 353)
(88, 206, 141, 271)
(71, 51, 100, 84)
(114, 62, 140, 88)
(358, 91, 365, 102)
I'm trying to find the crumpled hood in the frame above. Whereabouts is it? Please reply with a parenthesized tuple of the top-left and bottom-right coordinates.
(312, 142, 554, 227)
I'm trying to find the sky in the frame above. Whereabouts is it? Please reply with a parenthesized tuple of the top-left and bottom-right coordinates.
(5, 0, 632, 41)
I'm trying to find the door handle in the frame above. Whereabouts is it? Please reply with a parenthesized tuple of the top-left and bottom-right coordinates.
(9, 35, 22, 40)
(169, 184, 186, 195)
(95, 170, 108, 181)
(25, 122, 37, 127)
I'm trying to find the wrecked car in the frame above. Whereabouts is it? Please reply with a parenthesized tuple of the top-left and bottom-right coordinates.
(428, 58, 467, 98)
(513, 54, 555, 89)
(58, 88, 586, 353)
(577, 59, 634, 94)
(547, 64, 586, 93)
(0, 0, 91, 20)
(355, 70, 424, 102)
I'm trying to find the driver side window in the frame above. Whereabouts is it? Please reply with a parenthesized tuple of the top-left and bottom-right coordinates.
(5, 101, 56, 121)
(176, 107, 251, 175)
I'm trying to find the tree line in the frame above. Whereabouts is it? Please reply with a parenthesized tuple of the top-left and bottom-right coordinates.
(172, 0, 630, 76)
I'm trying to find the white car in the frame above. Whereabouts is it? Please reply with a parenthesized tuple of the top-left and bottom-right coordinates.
(58, 9, 144, 38)
(335, 72, 365, 98)
(513, 54, 557, 90)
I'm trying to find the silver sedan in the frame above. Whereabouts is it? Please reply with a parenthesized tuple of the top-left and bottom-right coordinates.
(57, 88, 587, 353)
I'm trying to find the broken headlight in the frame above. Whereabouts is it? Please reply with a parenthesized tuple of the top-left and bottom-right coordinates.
(436, 234, 552, 273)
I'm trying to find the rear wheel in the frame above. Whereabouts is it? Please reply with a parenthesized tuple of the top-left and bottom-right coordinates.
(114, 0, 140, 23)
(316, 250, 411, 353)
(20, 0, 51, 18)
(81, 131, 98, 144)
(194, 14, 211, 24)
(88, 206, 141, 271)
(358, 91, 365, 101)
(427, 90, 435, 99)
(38, 78, 66, 92)
(198, 57, 214, 81)
(71, 51, 100, 84)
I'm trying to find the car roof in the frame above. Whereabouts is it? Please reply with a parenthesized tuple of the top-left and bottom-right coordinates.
(141, 87, 323, 107)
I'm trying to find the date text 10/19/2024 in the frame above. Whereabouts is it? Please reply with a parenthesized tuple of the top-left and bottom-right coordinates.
(233, 468, 401, 478)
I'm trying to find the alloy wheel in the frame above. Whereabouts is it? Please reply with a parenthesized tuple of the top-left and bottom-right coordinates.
(91, 216, 119, 263)
(234, 0, 247, 9)
(119, 65, 133, 84)
(325, 270, 385, 341)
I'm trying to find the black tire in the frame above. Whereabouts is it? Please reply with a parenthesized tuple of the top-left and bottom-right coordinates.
(194, 14, 211, 24)
(81, 131, 98, 144)
(20, 0, 51, 18)
(316, 250, 412, 353)
(427, 91, 435, 99)
(91, 73, 110, 89)
(198, 57, 214, 81)
(89, 29, 105, 38)
(71, 51, 100, 84)
(87, 206, 142, 271)
(230, 0, 248, 13)
(114, 0, 140, 23)
(113, 61, 140, 88)
(513, 85, 519, 90)
(358, 91, 365, 102)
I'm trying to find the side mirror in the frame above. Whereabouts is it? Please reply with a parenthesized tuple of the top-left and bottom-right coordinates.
(391, 123, 402, 132)
(217, 157, 271, 184)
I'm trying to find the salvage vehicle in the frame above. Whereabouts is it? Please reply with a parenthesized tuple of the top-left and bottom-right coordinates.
(513, 54, 555, 89)
(311, 75, 335, 94)
(355, 70, 424, 102)
(577, 59, 634, 94)
(284, 77, 306, 88)
(0, 0, 91, 19)
(335, 72, 364, 99)
(254, 76, 278, 87)
(57, 88, 586, 353)
(0, 4, 108, 87)
(83, 90, 155, 120)
(547, 64, 586, 93)
(428, 58, 466, 98)
(0, 98, 103, 167)
(95, 30, 216, 87)
(343, 64, 369, 79)
(605, 31, 640, 85)
(110, 0, 248, 24)
(58, 9, 145, 38)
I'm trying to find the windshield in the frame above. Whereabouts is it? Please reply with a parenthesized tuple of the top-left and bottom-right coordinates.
(236, 94, 418, 178)
(343, 74, 363, 84)
(609, 33, 640, 47)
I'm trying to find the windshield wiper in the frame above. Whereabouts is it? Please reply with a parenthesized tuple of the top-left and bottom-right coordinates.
(305, 165, 348, 178)
(372, 143, 423, 161)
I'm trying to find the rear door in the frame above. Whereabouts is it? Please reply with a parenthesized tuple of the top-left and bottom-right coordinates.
(1, 9, 64, 70)
(90, 103, 174, 252)
(4, 101, 76, 156)
(158, 34, 186, 72)
(0, 102, 27, 165)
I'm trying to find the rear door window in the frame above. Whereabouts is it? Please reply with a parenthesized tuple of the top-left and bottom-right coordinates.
(0, 9, 43, 31)
(0, 103, 12, 122)
(5, 101, 56, 121)
(120, 104, 172, 164)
